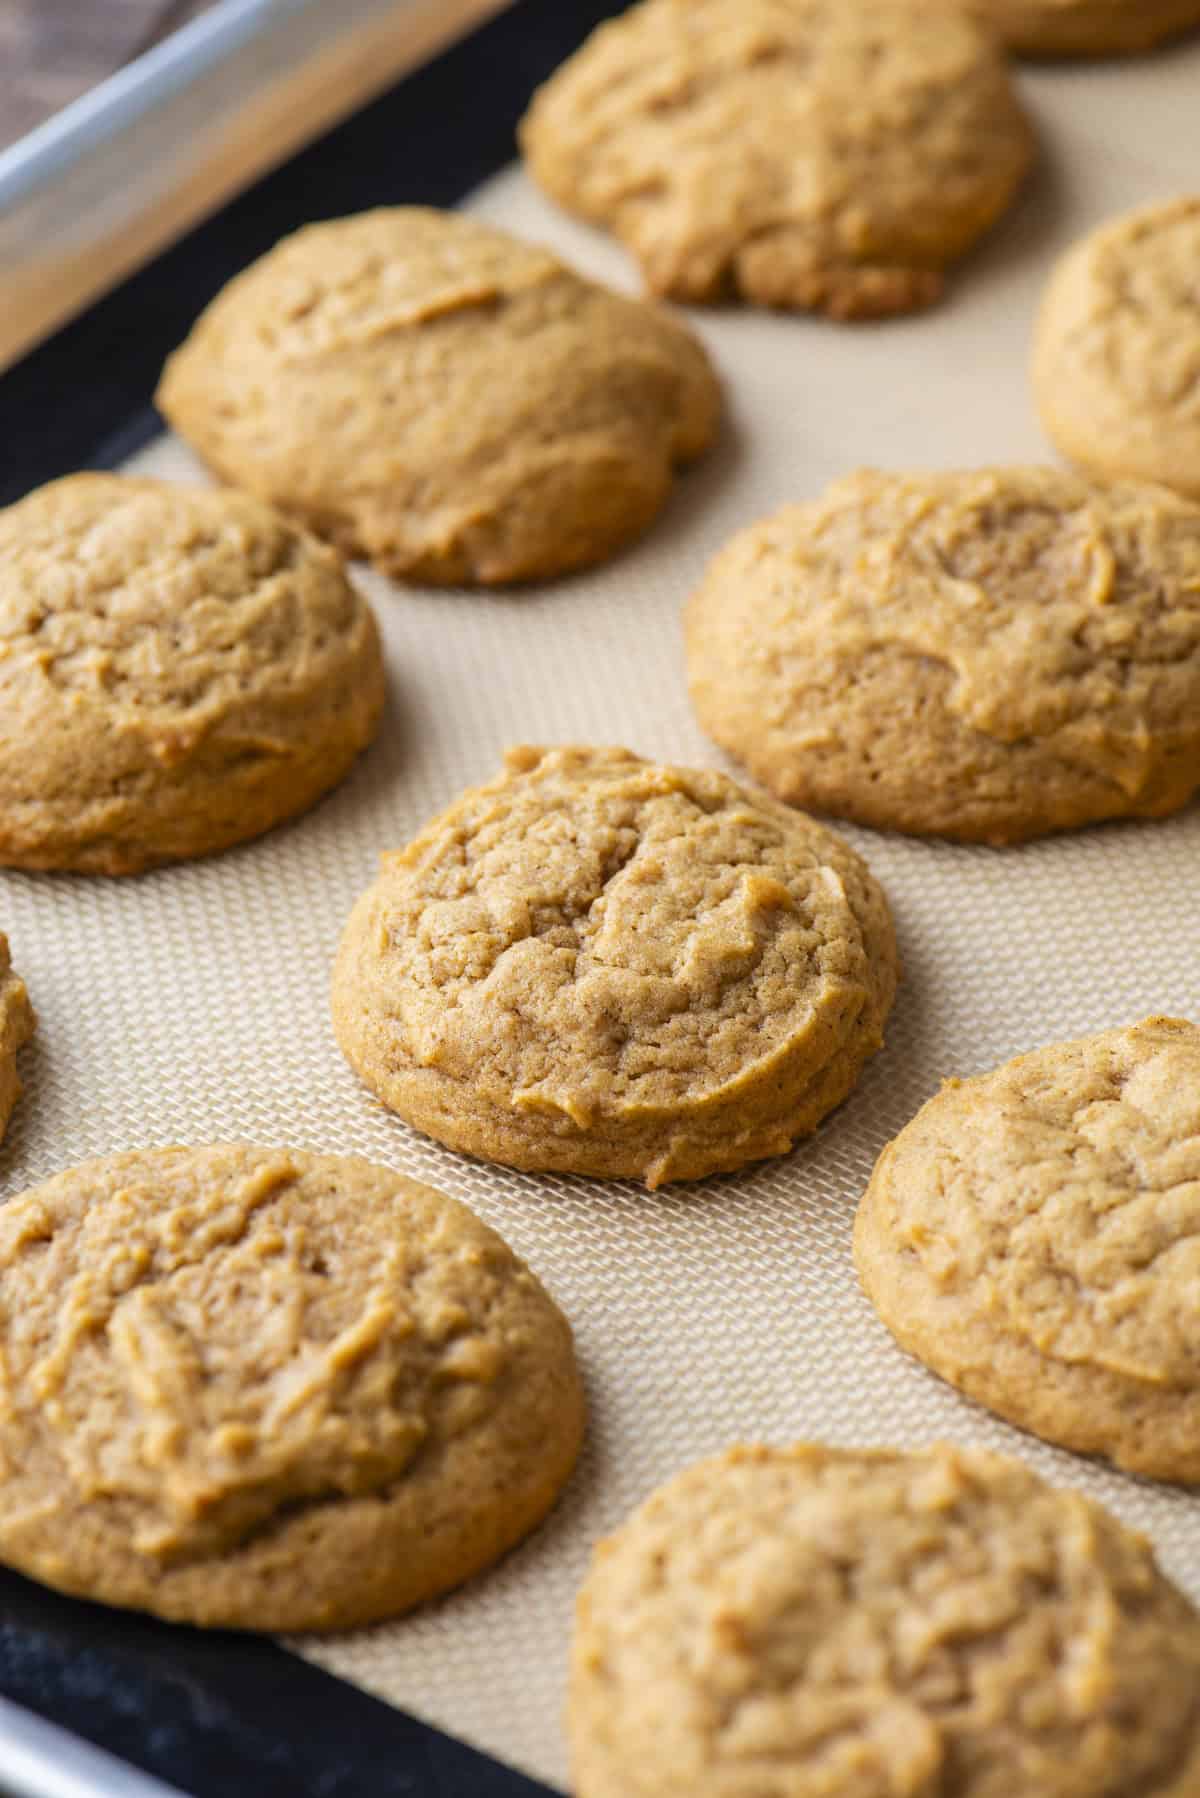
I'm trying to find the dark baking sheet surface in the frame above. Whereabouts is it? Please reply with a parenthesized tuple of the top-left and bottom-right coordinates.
(0, 1567, 552, 1795)
(0, 2, 620, 1790)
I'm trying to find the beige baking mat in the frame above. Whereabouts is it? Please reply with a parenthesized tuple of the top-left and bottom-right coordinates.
(2, 36, 1199, 1793)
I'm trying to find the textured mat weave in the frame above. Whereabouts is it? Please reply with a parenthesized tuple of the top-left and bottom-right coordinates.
(3, 40, 1198, 1794)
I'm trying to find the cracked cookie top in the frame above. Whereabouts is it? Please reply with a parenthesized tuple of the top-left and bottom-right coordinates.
(332, 746, 897, 1186)
(686, 465, 1200, 842)
(0, 474, 362, 714)
(856, 1017, 1200, 1481)
(0, 1145, 583, 1629)
(569, 1441, 1200, 1798)
(1034, 199, 1200, 500)
(520, 0, 1033, 318)
(156, 207, 720, 584)
(0, 474, 384, 873)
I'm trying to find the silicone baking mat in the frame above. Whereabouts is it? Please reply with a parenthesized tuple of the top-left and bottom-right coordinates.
(4, 27, 1200, 1797)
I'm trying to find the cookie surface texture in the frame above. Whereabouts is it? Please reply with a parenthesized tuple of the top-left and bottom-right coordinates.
(332, 746, 897, 1187)
(686, 466, 1200, 843)
(519, 0, 1034, 319)
(1034, 199, 1200, 499)
(0, 475, 384, 874)
(0, 1145, 584, 1630)
(0, 935, 34, 1143)
(156, 207, 720, 584)
(963, 0, 1200, 53)
(569, 1441, 1200, 1798)
(855, 1017, 1200, 1482)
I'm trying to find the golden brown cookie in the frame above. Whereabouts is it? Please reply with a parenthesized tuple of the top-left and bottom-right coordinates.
(686, 466, 1200, 844)
(519, 0, 1034, 320)
(156, 207, 720, 585)
(332, 746, 897, 1188)
(855, 1017, 1200, 1483)
(0, 935, 34, 1143)
(1034, 199, 1200, 499)
(0, 474, 384, 875)
(962, 0, 1200, 54)
(569, 1440, 1200, 1798)
(0, 1145, 584, 1631)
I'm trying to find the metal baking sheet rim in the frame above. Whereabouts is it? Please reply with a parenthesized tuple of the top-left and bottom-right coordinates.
(0, 1695, 186, 1798)
(0, 0, 514, 374)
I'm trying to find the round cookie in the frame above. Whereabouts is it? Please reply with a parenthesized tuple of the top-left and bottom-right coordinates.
(332, 745, 897, 1188)
(0, 474, 384, 874)
(855, 1017, 1200, 1483)
(518, 0, 1034, 320)
(569, 1441, 1200, 1798)
(686, 466, 1200, 844)
(1034, 198, 1200, 499)
(0, 935, 34, 1143)
(156, 207, 720, 585)
(962, 0, 1200, 54)
(0, 1145, 584, 1631)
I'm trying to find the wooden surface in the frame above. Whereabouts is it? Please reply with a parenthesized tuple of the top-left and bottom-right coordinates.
(0, 0, 218, 151)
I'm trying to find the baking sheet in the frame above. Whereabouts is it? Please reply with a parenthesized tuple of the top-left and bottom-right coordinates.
(0, 0, 511, 372)
(3, 37, 1199, 1794)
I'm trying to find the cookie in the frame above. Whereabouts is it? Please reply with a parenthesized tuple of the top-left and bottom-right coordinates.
(0, 935, 34, 1144)
(569, 1441, 1200, 1798)
(0, 1145, 584, 1631)
(332, 745, 897, 1188)
(855, 1017, 1200, 1483)
(962, 0, 1200, 54)
(1034, 198, 1200, 500)
(686, 466, 1200, 843)
(0, 474, 384, 875)
(519, 0, 1034, 320)
(156, 207, 720, 585)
